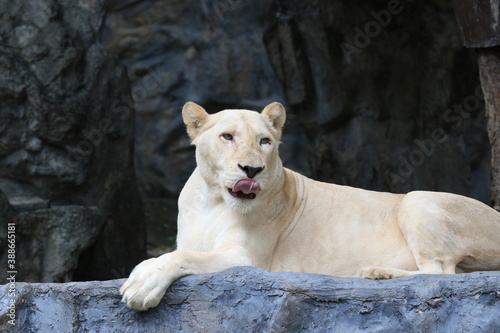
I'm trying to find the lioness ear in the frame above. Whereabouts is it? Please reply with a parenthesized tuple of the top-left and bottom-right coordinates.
(182, 102, 209, 140)
(262, 102, 286, 139)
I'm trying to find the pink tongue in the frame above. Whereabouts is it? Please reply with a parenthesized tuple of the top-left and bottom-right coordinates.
(232, 178, 261, 195)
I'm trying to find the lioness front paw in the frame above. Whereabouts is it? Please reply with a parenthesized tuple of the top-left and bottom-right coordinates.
(120, 257, 170, 311)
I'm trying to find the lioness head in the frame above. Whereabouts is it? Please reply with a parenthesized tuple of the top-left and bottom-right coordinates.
(182, 102, 286, 210)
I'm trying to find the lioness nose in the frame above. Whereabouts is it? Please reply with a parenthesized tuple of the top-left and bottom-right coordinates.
(238, 164, 264, 179)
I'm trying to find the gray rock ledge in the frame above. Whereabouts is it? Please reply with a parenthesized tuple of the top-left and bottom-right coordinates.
(1, 267, 499, 332)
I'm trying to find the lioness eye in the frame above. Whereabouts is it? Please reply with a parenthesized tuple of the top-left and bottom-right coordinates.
(260, 138, 271, 145)
(221, 133, 233, 141)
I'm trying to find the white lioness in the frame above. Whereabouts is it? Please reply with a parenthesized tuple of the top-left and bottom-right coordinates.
(121, 102, 500, 311)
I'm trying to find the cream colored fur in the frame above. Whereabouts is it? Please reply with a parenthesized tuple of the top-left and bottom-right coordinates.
(121, 102, 500, 311)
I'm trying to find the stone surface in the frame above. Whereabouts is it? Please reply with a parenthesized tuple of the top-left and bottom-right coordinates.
(8, 196, 50, 212)
(0, 0, 146, 281)
(452, 0, 500, 48)
(103, 0, 493, 248)
(9, 206, 104, 282)
(452, 1, 500, 212)
(478, 47, 500, 212)
(1, 267, 499, 332)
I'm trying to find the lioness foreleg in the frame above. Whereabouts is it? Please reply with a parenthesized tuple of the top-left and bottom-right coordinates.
(121, 248, 252, 311)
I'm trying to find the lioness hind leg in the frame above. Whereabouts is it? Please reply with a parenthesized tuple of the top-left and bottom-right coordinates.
(359, 259, 456, 280)
(357, 251, 421, 279)
(357, 244, 459, 280)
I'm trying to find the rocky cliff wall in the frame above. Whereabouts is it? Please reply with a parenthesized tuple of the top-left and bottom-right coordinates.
(104, 0, 491, 202)
(0, 0, 146, 281)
